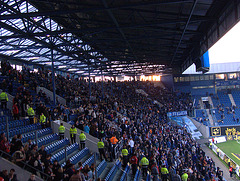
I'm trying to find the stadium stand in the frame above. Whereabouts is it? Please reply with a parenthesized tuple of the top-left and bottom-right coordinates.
(0, 62, 227, 180)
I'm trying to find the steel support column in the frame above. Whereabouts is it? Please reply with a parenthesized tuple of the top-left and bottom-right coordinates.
(101, 68, 104, 99)
(88, 66, 91, 99)
(51, 48, 56, 106)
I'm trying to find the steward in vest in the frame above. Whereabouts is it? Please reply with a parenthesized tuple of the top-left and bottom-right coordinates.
(121, 146, 129, 168)
(210, 142, 212, 149)
(161, 164, 169, 181)
(0, 90, 8, 109)
(228, 158, 231, 167)
(217, 148, 220, 157)
(69, 125, 77, 144)
(27, 104, 35, 124)
(140, 156, 149, 177)
(110, 135, 118, 159)
(97, 138, 106, 161)
(58, 123, 65, 140)
(39, 113, 46, 128)
(181, 172, 188, 181)
(79, 131, 86, 150)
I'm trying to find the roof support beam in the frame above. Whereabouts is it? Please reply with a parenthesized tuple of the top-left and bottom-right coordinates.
(171, 0, 198, 65)
(0, 0, 194, 20)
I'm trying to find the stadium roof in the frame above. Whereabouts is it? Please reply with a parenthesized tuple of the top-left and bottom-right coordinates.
(0, 0, 239, 76)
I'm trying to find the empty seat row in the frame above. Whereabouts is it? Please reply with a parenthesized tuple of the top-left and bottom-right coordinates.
(97, 160, 107, 177)
(32, 133, 58, 147)
(82, 155, 94, 168)
(45, 138, 69, 154)
(120, 165, 130, 181)
(8, 123, 41, 137)
(0, 115, 11, 123)
(50, 143, 79, 163)
(105, 160, 121, 181)
(0, 119, 30, 130)
(61, 147, 89, 167)
(22, 128, 52, 143)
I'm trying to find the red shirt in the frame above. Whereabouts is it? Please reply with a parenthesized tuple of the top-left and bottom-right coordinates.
(12, 104, 19, 114)
(130, 156, 138, 165)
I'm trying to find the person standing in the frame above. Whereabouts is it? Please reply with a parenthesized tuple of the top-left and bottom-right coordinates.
(130, 153, 138, 176)
(121, 146, 129, 168)
(39, 113, 46, 128)
(58, 123, 65, 140)
(217, 148, 220, 157)
(12, 102, 19, 120)
(97, 138, 106, 161)
(110, 135, 118, 159)
(181, 171, 188, 181)
(69, 125, 77, 144)
(229, 166, 233, 178)
(27, 104, 35, 124)
(79, 131, 86, 150)
(0, 90, 8, 109)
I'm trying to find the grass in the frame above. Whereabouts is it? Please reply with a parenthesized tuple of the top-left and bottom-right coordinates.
(217, 140, 240, 166)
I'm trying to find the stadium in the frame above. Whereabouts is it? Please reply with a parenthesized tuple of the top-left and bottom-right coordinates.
(0, 0, 240, 181)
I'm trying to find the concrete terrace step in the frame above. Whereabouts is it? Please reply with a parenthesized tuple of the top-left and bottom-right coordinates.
(112, 167, 124, 181)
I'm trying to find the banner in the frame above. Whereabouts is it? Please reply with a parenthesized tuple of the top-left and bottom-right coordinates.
(236, 165, 240, 176)
(167, 111, 187, 117)
(209, 125, 240, 137)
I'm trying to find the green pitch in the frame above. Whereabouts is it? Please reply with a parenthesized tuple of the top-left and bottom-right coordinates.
(217, 140, 240, 166)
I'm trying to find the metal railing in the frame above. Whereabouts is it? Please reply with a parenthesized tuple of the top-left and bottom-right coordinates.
(114, 139, 123, 159)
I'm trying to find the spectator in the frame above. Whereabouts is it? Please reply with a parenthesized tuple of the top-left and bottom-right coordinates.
(69, 170, 82, 181)
(12, 102, 19, 120)
(28, 174, 36, 181)
(0, 137, 10, 157)
(0, 170, 8, 181)
(9, 169, 18, 181)
(12, 146, 26, 167)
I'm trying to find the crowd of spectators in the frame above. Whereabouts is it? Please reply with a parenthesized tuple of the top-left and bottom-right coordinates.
(0, 60, 225, 181)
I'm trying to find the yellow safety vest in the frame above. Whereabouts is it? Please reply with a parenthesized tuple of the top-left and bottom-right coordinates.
(70, 127, 77, 135)
(0, 92, 8, 101)
(122, 149, 128, 156)
(181, 173, 188, 181)
(97, 141, 104, 149)
(58, 125, 65, 133)
(140, 157, 149, 166)
(39, 114, 46, 123)
(79, 133, 86, 141)
(161, 167, 169, 174)
(27, 107, 35, 116)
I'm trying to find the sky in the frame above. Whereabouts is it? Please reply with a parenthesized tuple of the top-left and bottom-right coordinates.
(209, 21, 240, 64)
(183, 21, 240, 74)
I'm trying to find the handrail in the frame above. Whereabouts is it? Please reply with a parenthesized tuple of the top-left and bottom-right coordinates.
(0, 149, 51, 180)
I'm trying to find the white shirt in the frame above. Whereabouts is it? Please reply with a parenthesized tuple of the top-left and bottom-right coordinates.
(129, 139, 134, 148)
